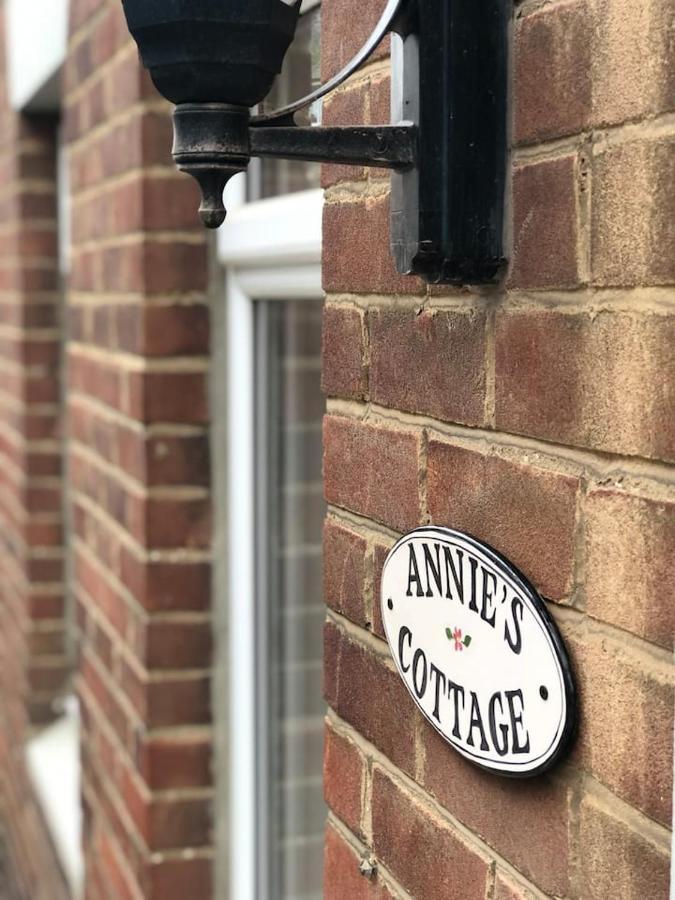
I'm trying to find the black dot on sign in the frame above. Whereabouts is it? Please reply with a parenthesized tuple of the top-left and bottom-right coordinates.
(387, 598, 394, 611)
(539, 686, 549, 700)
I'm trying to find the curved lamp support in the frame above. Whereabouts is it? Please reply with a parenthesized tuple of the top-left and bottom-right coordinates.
(251, 0, 410, 125)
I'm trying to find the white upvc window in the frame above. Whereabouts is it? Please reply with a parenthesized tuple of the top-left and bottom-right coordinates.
(213, 5, 326, 899)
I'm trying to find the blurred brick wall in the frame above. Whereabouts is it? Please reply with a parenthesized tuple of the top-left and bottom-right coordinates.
(0, 0, 71, 895)
(321, 1, 674, 898)
(65, 1, 213, 897)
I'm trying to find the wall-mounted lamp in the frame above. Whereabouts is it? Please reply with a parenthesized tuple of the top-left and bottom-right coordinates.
(122, 0, 507, 284)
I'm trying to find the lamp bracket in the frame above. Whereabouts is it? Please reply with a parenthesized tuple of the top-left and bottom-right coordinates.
(249, 125, 416, 170)
(129, 0, 508, 284)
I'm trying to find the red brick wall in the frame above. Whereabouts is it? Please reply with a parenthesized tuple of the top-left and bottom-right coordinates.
(321, 1, 674, 899)
(65, 1, 213, 897)
(0, 2, 71, 895)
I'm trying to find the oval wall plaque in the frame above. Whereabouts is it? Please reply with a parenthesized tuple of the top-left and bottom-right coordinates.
(381, 527, 576, 777)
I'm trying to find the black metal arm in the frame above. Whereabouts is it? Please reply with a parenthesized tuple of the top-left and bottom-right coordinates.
(249, 125, 416, 170)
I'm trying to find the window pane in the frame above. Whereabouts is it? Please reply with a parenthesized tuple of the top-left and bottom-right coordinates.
(256, 301, 326, 900)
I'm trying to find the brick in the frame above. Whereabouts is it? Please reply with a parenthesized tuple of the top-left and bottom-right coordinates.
(141, 735, 212, 790)
(148, 796, 211, 851)
(422, 721, 571, 896)
(324, 723, 365, 836)
(323, 520, 367, 627)
(569, 630, 673, 825)
(494, 871, 539, 900)
(369, 307, 487, 426)
(591, 0, 675, 128)
(321, 0, 389, 81)
(579, 794, 671, 900)
(146, 497, 211, 550)
(510, 156, 581, 290)
(143, 240, 208, 295)
(324, 621, 417, 777)
(322, 306, 368, 400)
(324, 416, 421, 534)
(117, 304, 210, 357)
(495, 309, 675, 461)
(97, 833, 138, 900)
(120, 552, 211, 613)
(323, 196, 425, 295)
(126, 371, 208, 424)
(584, 489, 675, 648)
(324, 824, 395, 900)
(149, 857, 213, 900)
(322, 85, 369, 186)
(372, 768, 490, 900)
(371, 541, 394, 641)
(591, 139, 675, 286)
(427, 441, 579, 600)
(147, 433, 210, 487)
(322, 75, 391, 187)
(145, 618, 212, 670)
(147, 674, 211, 728)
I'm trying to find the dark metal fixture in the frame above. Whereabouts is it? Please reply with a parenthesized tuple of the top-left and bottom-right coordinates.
(122, 0, 508, 284)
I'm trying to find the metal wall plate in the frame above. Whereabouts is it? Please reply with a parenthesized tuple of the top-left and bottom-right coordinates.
(391, 0, 508, 283)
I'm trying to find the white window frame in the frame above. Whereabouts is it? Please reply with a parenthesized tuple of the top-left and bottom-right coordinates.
(215, 177, 323, 900)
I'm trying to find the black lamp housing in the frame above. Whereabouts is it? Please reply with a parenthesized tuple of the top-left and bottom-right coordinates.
(122, 0, 508, 285)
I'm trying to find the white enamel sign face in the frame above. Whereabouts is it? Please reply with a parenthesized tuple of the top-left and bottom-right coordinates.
(381, 527, 576, 777)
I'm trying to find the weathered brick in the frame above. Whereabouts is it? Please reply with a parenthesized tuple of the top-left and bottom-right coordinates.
(584, 489, 674, 648)
(323, 196, 425, 295)
(324, 723, 365, 836)
(323, 520, 367, 626)
(514, 1, 591, 144)
(369, 307, 486, 426)
(322, 306, 368, 400)
(324, 415, 421, 533)
(579, 793, 671, 900)
(324, 824, 395, 900)
(591, 139, 675, 286)
(422, 721, 571, 896)
(568, 629, 673, 825)
(495, 309, 675, 461)
(427, 441, 579, 600)
(371, 540, 394, 641)
(591, 0, 675, 128)
(324, 621, 417, 777)
(494, 871, 540, 900)
(321, 0, 389, 81)
(372, 768, 490, 900)
(510, 157, 581, 290)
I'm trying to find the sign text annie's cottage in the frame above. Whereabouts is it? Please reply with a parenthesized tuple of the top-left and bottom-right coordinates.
(380, 527, 576, 776)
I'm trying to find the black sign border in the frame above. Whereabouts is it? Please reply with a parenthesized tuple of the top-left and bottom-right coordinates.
(381, 526, 578, 779)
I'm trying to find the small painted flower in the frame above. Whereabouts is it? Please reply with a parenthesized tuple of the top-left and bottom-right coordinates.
(445, 626, 472, 650)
